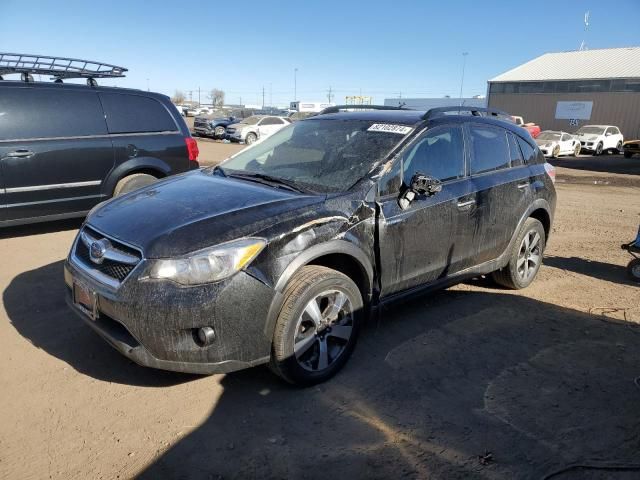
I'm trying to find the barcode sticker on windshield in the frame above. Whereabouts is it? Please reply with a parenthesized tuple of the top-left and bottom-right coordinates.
(367, 124, 413, 135)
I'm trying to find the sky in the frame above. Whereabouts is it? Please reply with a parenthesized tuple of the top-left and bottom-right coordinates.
(1, 0, 639, 106)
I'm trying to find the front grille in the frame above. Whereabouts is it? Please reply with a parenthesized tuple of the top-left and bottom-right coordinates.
(226, 128, 235, 134)
(74, 226, 142, 283)
(194, 119, 210, 128)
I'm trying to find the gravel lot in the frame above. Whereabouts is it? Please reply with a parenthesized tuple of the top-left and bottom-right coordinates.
(1, 141, 639, 479)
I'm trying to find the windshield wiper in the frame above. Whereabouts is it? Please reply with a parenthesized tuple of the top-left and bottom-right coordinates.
(212, 165, 227, 177)
(227, 171, 308, 193)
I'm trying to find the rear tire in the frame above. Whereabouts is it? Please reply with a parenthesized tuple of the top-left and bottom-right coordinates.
(492, 218, 546, 290)
(270, 265, 362, 386)
(616, 141, 623, 154)
(627, 259, 640, 283)
(113, 173, 158, 196)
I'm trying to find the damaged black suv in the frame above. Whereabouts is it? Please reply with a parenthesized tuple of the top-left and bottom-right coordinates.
(65, 105, 556, 385)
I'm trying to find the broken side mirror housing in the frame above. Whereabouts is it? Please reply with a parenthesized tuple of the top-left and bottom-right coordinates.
(398, 173, 442, 209)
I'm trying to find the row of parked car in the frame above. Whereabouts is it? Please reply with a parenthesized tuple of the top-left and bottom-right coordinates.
(533, 125, 626, 157)
(189, 109, 315, 145)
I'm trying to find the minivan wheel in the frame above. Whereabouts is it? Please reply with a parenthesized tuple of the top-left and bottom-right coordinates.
(270, 265, 362, 386)
(245, 132, 257, 145)
(492, 218, 546, 290)
(113, 173, 158, 196)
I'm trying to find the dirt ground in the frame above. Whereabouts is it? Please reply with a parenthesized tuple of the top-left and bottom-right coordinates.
(1, 150, 639, 478)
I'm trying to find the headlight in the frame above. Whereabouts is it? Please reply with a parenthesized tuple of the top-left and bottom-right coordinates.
(147, 237, 266, 285)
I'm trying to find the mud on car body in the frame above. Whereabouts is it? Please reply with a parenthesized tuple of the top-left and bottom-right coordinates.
(65, 105, 556, 386)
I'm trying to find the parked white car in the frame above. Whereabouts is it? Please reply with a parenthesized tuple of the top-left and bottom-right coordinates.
(535, 130, 581, 158)
(226, 115, 291, 145)
(575, 125, 624, 156)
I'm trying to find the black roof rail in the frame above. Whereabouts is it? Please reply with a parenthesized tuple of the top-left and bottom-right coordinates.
(318, 104, 410, 115)
(0, 53, 127, 84)
(422, 106, 510, 121)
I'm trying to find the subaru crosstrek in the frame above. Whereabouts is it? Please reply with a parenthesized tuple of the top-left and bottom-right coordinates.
(64, 106, 556, 386)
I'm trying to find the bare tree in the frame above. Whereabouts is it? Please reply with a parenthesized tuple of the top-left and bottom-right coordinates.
(209, 88, 225, 107)
(172, 90, 186, 104)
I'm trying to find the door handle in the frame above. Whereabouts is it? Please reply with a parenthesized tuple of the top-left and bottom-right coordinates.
(517, 181, 530, 190)
(457, 198, 476, 208)
(4, 149, 34, 159)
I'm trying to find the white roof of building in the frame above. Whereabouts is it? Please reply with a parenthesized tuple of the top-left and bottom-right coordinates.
(490, 47, 640, 82)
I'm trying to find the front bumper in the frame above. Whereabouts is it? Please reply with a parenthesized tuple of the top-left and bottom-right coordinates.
(64, 258, 275, 374)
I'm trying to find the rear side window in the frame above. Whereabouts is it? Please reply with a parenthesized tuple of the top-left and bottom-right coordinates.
(261, 117, 285, 126)
(507, 132, 524, 166)
(0, 88, 107, 141)
(469, 125, 510, 174)
(516, 136, 536, 164)
(100, 93, 177, 134)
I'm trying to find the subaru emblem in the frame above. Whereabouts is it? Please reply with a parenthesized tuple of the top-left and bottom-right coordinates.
(89, 239, 110, 264)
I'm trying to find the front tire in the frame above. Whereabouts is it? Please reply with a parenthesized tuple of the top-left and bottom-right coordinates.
(245, 132, 257, 145)
(616, 141, 623, 154)
(492, 218, 546, 290)
(113, 173, 158, 196)
(270, 266, 362, 386)
(628, 259, 640, 283)
(573, 144, 581, 157)
(552, 145, 560, 158)
(594, 142, 603, 156)
(214, 126, 226, 138)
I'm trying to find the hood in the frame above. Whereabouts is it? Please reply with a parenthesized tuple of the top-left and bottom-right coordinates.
(87, 170, 324, 258)
(535, 138, 556, 146)
(576, 133, 600, 141)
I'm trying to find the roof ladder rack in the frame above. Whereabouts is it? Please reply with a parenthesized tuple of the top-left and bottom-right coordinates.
(422, 106, 510, 120)
(318, 104, 411, 115)
(0, 53, 127, 86)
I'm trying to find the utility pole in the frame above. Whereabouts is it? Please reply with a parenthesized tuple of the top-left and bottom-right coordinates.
(269, 83, 272, 108)
(239, 96, 242, 106)
(459, 52, 468, 106)
(187, 90, 193, 103)
(327, 86, 334, 103)
(198, 86, 201, 106)
(294, 68, 298, 101)
(580, 11, 590, 50)
(262, 86, 265, 108)
(146, 78, 149, 91)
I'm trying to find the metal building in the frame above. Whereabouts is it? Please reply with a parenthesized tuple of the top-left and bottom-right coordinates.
(487, 47, 640, 139)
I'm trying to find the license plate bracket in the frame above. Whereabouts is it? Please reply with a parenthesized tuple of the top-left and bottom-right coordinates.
(73, 281, 98, 321)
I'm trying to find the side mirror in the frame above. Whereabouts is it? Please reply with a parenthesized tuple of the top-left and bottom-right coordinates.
(398, 173, 442, 210)
(605, 132, 611, 136)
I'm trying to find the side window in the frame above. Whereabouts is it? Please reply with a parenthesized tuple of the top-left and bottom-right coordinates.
(401, 125, 465, 183)
(0, 88, 107, 141)
(507, 132, 524, 166)
(261, 117, 282, 126)
(99, 93, 177, 134)
(469, 125, 510, 174)
(613, 127, 620, 135)
(516, 136, 536, 164)
(561, 134, 570, 142)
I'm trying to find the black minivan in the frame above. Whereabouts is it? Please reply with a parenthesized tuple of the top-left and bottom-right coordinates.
(0, 81, 198, 227)
(65, 106, 556, 386)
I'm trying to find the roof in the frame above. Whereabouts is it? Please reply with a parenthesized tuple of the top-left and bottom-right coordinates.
(383, 97, 486, 109)
(490, 47, 640, 82)
(309, 109, 426, 125)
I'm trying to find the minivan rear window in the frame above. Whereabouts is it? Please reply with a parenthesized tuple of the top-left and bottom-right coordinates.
(0, 88, 107, 141)
(100, 93, 177, 134)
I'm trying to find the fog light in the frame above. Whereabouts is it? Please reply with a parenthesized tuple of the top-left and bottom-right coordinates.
(196, 326, 215, 346)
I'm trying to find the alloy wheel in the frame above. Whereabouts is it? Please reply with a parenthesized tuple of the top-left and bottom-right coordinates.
(293, 290, 354, 372)
(517, 230, 542, 282)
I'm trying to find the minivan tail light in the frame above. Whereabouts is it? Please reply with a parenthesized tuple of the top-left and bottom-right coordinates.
(185, 137, 200, 163)
(543, 162, 556, 183)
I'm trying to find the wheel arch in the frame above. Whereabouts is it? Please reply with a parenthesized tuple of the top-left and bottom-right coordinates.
(264, 240, 374, 340)
(102, 157, 170, 196)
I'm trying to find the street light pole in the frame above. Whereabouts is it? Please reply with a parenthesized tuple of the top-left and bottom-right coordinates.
(294, 68, 298, 102)
(459, 52, 468, 106)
